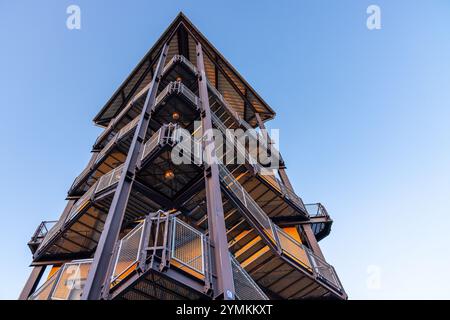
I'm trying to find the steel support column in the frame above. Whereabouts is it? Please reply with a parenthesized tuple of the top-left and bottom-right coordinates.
(81, 44, 169, 300)
(302, 224, 325, 259)
(196, 42, 235, 300)
(18, 265, 46, 300)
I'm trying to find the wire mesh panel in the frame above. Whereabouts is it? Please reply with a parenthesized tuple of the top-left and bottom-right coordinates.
(65, 183, 97, 223)
(51, 260, 92, 300)
(275, 225, 312, 272)
(230, 254, 268, 300)
(96, 164, 123, 193)
(308, 252, 343, 292)
(96, 170, 114, 192)
(171, 218, 205, 275)
(218, 164, 276, 242)
(96, 134, 118, 161)
(112, 223, 144, 282)
(117, 116, 139, 139)
(180, 83, 199, 106)
(141, 129, 162, 161)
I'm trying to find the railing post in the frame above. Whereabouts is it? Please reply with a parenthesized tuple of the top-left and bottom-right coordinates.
(196, 42, 235, 300)
(159, 212, 171, 271)
(138, 215, 153, 273)
(81, 43, 169, 300)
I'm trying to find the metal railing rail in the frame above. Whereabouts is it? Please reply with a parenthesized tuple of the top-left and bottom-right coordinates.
(30, 221, 57, 244)
(29, 259, 93, 300)
(37, 165, 125, 253)
(305, 203, 330, 236)
(141, 127, 164, 161)
(230, 254, 268, 300)
(154, 81, 199, 109)
(218, 164, 278, 243)
(211, 112, 306, 211)
(95, 116, 140, 162)
(111, 222, 144, 283)
(218, 163, 344, 293)
(95, 164, 124, 193)
(170, 217, 206, 275)
(29, 270, 59, 300)
(305, 203, 329, 218)
(308, 252, 343, 291)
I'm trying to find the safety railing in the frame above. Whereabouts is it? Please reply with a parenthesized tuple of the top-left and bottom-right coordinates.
(111, 222, 144, 283)
(70, 164, 94, 193)
(171, 217, 206, 275)
(38, 166, 124, 254)
(230, 254, 268, 300)
(29, 221, 57, 245)
(164, 55, 198, 76)
(305, 203, 330, 236)
(154, 81, 199, 109)
(273, 225, 313, 272)
(95, 164, 124, 193)
(141, 129, 163, 161)
(219, 164, 277, 242)
(305, 203, 329, 218)
(29, 259, 93, 300)
(218, 163, 344, 294)
(308, 253, 343, 292)
(211, 112, 306, 212)
(96, 116, 140, 162)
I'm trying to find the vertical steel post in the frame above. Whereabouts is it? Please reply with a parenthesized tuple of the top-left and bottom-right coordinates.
(81, 44, 169, 300)
(196, 42, 235, 300)
(18, 266, 46, 300)
(302, 224, 325, 259)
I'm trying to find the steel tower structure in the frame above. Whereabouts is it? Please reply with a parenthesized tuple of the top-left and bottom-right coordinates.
(21, 13, 346, 300)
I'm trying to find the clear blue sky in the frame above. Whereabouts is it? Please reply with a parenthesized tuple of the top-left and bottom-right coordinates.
(1, 0, 449, 299)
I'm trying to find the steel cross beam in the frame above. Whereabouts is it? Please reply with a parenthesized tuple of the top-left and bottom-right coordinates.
(196, 42, 236, 300)
(81, 43, 169, 300)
